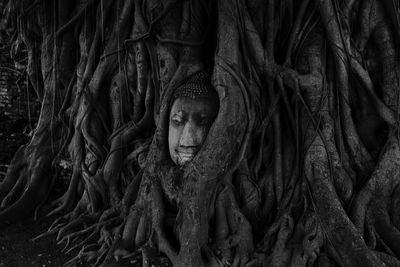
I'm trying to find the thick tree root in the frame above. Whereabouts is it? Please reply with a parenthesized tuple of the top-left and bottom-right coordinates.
(0, 138, 59, 226)
(3, 0, 400, 266)
(350, 136, 400, 258)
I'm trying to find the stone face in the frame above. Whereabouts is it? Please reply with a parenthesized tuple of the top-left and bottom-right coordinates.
(168, 97, 219, 166)
(168, 71, 220, 166)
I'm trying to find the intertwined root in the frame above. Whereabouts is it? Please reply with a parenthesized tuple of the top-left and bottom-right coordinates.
(0, 146, 27, 210)
(33, 206, 127, 267)
(350, 137, 400, 261)
(32, 177, 259, 266)
(0, 142, 57, 226)
(2, 0, 400, 266)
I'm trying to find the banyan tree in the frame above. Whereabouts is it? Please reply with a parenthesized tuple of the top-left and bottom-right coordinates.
(1, 0, 400, 266)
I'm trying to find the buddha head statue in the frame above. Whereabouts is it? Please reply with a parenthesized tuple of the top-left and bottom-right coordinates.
(168, 71, 219, 166)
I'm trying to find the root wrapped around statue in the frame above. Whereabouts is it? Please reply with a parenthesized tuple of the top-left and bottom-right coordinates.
(1, 0, 400, 266)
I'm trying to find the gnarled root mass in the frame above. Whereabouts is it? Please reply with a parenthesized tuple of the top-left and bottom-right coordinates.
(0, 120, 64, 226)
(1, 0, 400, 266)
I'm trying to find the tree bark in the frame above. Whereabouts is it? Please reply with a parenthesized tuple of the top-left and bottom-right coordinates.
(1, 0, 400, 266)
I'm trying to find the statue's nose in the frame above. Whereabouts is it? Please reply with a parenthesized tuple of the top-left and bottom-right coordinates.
(179, 122, 198, 148)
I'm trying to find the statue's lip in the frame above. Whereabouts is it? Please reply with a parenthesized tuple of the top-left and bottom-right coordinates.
(176, 149, 197, 166)
(176, 152, 196, 159)
(176, 147, 198, 155)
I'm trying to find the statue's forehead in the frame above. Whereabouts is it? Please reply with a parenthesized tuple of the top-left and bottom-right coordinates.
(170, 97, 216, 116)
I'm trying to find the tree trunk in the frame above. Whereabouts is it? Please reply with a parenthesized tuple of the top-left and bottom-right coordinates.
(1, 0, 400, 266)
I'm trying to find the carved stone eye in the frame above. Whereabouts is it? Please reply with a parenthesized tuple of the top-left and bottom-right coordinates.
(171, 115, 184, 126)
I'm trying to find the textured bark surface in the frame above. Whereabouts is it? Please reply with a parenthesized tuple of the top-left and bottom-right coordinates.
(1, 0, 400, 266)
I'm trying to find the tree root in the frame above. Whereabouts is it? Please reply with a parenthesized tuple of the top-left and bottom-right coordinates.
(351, 136, 400, 245)
(4, 0, 400, 266)
(0, 136, 60, 226)
(33, 206, 126, 266)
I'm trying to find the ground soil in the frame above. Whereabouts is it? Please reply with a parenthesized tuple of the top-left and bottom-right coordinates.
(0, 216, 72, 267)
